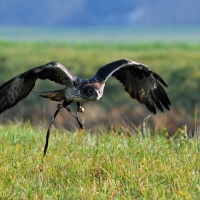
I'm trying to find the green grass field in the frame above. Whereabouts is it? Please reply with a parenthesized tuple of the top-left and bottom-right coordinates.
(0, 41, 200, 199)
(0, 122, 199, 199)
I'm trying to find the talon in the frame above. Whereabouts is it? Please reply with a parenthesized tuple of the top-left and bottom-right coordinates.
(77, 102, 84, 113)
(78, 106, 84, 113)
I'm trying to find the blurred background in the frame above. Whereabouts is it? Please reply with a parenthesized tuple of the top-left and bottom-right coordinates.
(0, 0, 200, 132)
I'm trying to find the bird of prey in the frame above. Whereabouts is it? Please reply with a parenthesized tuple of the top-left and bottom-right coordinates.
(0, 59, 170, 156)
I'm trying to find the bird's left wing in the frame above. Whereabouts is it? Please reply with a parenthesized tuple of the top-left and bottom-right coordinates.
(0, 61, 77, 114)
(93, 59, 170, 114)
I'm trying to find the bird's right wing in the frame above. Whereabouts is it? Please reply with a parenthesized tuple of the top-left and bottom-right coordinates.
(93, 59, 170, 114)
(0, 61, 77, 114)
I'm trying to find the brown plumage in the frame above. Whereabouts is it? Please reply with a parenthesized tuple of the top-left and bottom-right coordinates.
(0, 58, 171, 117)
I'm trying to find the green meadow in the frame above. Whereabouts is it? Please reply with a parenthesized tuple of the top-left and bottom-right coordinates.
(0, 41, 200, 199)
(0, 122, 200, 199)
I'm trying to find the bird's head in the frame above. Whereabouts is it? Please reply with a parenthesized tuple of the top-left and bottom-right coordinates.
(80, 86, 101, 101)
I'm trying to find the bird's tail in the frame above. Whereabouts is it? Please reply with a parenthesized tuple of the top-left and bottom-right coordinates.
(38, 89, 65, 101)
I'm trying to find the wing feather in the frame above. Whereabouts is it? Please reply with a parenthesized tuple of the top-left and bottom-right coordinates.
(94, 59, 170, 114)
(0, 61, 76, 114)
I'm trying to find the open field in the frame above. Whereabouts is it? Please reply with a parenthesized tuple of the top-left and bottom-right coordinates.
(0, 39, 200, 199)
(0, 122, 200, 199)
(0, 41, 200, 131)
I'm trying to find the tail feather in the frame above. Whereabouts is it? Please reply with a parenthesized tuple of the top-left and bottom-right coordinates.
(39, 89, 65, 101)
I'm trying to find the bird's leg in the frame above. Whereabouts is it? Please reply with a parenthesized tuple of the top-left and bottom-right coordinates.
(75, 102, 84, 128)
(63, 101, 84, 129)
(77, 102, 84, 113)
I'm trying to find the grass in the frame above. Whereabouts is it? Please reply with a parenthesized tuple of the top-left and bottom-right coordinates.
(0, 41, 200, 198)
(0, 122, 200, 199)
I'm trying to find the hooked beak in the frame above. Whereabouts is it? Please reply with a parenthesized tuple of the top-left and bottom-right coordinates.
(95, 89, 101, 100)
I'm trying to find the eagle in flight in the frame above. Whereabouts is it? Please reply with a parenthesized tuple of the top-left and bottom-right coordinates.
(0, 59, 170, 156)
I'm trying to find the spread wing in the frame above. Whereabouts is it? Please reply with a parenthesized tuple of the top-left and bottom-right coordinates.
(94, 59, 170, 114)
(0, 61, 77, 114)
